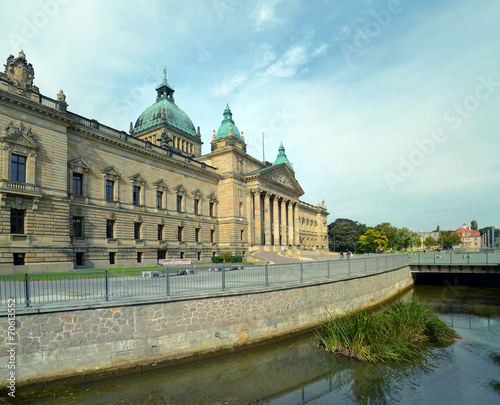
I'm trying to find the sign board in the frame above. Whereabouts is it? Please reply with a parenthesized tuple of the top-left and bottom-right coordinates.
(158, 259, 192, 267)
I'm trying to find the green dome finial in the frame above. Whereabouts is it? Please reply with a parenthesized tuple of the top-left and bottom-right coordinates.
(274, 142, 292, 169)
(216, 104, 241, 139)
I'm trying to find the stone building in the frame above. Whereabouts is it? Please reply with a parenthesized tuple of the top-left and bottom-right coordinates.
(0, 52, 328, 273)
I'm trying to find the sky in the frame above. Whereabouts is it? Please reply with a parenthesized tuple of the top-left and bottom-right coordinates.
(2, 0, 499, 232)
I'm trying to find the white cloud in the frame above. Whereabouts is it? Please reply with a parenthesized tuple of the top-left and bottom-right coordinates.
(212, 71, 249, 96)
(254, 0, 284, 30)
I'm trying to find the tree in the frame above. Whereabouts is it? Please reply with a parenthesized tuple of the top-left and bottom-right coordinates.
(471, 220, 478, 230)
(433, 225, 440, 232)
(394, 227, 421, 251)
(374, 222, 398, 250)
(438, 233, 462, 249)
(424, 236, 437, 248)
(328, 218, 367, 252)
(357, 229, 388, 253)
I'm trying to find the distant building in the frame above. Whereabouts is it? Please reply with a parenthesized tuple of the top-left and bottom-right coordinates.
(419, 231, 441, 249)
(455, 225, 481, 250)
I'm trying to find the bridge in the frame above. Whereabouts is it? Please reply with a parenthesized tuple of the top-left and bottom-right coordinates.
(408, 251, 500, 274)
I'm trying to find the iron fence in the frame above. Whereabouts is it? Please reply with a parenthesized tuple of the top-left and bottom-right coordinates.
(0, 254, 409, 313)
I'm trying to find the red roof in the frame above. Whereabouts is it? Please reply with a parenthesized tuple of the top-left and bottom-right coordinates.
(455, 227, 480, 237)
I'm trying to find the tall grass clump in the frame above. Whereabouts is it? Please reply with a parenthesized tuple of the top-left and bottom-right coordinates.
(316, 296, 458, 362)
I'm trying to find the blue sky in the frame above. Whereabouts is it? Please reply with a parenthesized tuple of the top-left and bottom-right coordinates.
(2, 0, 499, 232)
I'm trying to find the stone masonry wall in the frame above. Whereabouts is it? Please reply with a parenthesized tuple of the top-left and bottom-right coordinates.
(0, 266, 413, 385)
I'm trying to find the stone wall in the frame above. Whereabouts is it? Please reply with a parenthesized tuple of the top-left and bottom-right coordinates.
(0, 266, 413, 385)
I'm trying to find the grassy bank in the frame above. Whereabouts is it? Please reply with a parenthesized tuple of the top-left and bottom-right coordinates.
(316, 296, 458, 362)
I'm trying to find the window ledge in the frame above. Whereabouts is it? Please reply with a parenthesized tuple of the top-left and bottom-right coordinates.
(10, 234, 30, 242)
(106, 238, 118, 245)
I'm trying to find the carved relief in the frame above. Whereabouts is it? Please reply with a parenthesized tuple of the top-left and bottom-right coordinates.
(264, 169, 294, 188)
(1, 121, 38, 149)
(1, 51, 39, 92)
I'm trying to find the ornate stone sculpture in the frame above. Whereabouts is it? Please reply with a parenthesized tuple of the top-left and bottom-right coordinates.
(1, 51, 39, 92)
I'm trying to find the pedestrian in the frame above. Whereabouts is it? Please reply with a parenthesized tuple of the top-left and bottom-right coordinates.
(340, 251, 344, 259)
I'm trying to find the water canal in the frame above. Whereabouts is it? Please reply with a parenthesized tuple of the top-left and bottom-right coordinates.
(18, 283, 500, 404)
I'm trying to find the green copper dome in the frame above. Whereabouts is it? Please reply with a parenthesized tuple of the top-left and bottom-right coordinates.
(274, 142, 292, 169)
(133, 69, 196, 137)
(216, 104, 241, 139)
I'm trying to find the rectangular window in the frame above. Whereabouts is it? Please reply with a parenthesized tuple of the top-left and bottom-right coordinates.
(72, 173, 83, 195)
(241, 229, 244, 241)
(137, 252, 142, 263)
(210, 229, 215, 243)
(73, 216, 83, 237)
(10, 154, 26, 183)
(158, 224, 164, 241)
(198, 252, 201, 261)
(180, 252, 184, 259)
(178, 226, 183, 241)
(195, 228, 200, 242)
(10, 209, 25, 234)
(194, 199, 199, 215)
(177, 195, 183, 212)
(105, 180, 114, 201)
(106, 219, 114, 239)
(13, 253, 25, 266)
(133, 186, 141, 205)
(75, 252, 84, 266)
(156, 191, 163, 209)
(209, 202, 214, 217)
(134, 222, 141, 240)
(109, 252, 116, 265)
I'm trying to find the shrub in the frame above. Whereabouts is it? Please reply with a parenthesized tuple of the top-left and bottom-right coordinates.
(220, 251, 232, 263)
(211, 256, 221, 263)
(316, 296, 458, 362)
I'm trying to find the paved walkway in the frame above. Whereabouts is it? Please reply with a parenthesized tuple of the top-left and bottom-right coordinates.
(251, 250, 301, 264)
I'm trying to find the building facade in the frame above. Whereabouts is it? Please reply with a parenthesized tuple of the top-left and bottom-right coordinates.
(0, 52, 328, 273)
(455, 225, 481, 250)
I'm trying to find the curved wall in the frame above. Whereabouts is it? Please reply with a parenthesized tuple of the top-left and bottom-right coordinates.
(0, 266, 413, 384)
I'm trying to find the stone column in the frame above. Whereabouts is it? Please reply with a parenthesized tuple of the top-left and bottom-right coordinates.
(246, 191, 254, 246)
(280, 198, 287, 246)
(254, 191, 262, 246)
(287, 202, 293, 247)
(273, 196, 280, 246)
(264, 193, 272, 246)
(293, 202, 300, 246)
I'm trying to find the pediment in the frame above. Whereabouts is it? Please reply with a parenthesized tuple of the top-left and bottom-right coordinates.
(247, 164, 304, 196)
(174, 184, 187, 194)
(101, 166, 121, 178)
(68, 157, 91, 170)
(191, 188, 204, 198)
(153, 179, 168, 189)
(129, 173, 147, 183)
(1, 121, 38, 149)
(207, 192, 217, 201)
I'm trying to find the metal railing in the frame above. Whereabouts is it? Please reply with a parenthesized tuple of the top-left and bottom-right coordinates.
(0, 254, 408, 313)
(408, 251, 500, 265)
